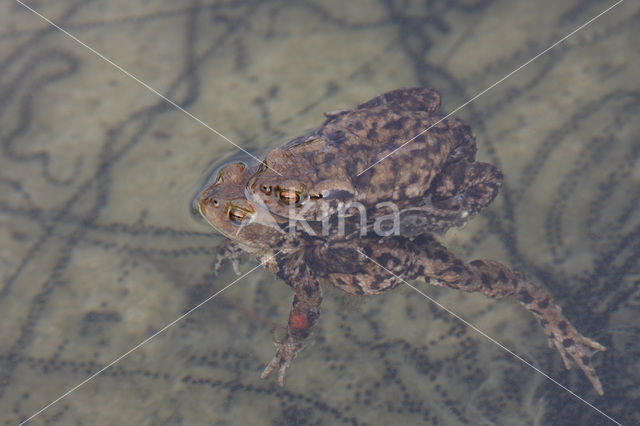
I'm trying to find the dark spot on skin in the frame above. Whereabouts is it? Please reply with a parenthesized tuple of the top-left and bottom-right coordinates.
(379, 182, 393, 192)
(390, 159, 401, 174)
(293, 328, 311, 339)
(497, 271, 507, 283)
(323, 153, 335, 164)
(540, 319, 549, 327)
(429, 122, 448, 134)
(307, 309, 320, 324)
(345, 160, 357, 177)
(480, 274, 492, 288)
(414, 134, 426, 143)
(303, 284, 315, 297)
(558, 321, 568, 331)
(434, 250, 449, 262)
(470, 260, 484, 267)
(562, 338, 574, 348)
(382, 90, 403, 104)
(409, 148, 434, 160)
(328, 130, 346, 144)
(351, 121, 364, 131)
(383, 119, 403, 130)
(449, 264, 465, 275)
(367, 128, 378, 139)
(378, 254, 397, 268)
(374, 274, 388, 287)
(452, 168, 465, 188)
(520, 291, 533, 304)
(413, 234, 432, 245)
(467, 186, 490, 200)
(537, 299, 549, 309)
(408, 172, 420, 184)
(581, 356, 590, 365)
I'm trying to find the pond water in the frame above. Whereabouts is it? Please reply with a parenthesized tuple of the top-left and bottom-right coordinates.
(1, 1, 638, 424)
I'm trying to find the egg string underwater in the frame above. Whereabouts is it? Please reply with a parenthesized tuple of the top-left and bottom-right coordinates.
(12, 0, 282, 177)
(17, 252, 282, 426)
(14, 0, 624, 424)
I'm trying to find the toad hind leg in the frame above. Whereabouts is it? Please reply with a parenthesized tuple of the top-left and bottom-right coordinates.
(397, 235, 606, 395)
(465, 259, 606, 395)
(261, 253, 322, 386)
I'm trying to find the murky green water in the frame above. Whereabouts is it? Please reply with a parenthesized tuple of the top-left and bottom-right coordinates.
(1, 1, 638, 424)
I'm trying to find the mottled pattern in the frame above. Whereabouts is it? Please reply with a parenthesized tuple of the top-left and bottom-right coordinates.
(1, 1, 639, 425)
(247, 88, 502, 232)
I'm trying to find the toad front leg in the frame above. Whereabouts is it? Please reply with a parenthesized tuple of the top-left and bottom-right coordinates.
(261, 252, 323, 386)
(366, 235, 606, 395)
(213, 240, 245, 275)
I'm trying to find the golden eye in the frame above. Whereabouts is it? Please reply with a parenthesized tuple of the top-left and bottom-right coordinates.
(278, 189, 301, 206)
(228, 207, 250, 223)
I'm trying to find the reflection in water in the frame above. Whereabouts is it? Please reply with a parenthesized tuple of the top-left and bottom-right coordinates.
(0, 1, 638, 425)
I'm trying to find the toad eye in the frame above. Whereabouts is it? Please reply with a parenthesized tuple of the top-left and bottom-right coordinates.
(228, 207, 250, 223)
(212, 199, 219, 207)
(260, 184, 272, 195)
(278, 189, 301, 206)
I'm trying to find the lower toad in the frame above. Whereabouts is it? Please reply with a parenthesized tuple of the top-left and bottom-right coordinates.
(197, 159, 605, 394)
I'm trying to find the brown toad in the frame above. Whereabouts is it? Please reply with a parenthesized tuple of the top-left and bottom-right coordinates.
(246, 88, 503, 234)
(197, 159, 606, 394)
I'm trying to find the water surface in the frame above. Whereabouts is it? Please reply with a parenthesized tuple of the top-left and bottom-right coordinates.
(1, 1, 638, 424)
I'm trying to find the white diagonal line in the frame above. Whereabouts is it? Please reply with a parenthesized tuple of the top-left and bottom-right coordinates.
(357, 0, 624, 176)
(19, 251, 280, 425)
(14, 0, 281, 175)
(357, 249, 622, 426)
